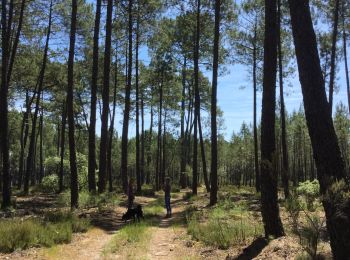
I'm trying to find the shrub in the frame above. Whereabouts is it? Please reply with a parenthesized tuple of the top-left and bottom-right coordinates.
(41, 175, 59, 193)
(297, 180, 320, 211)
(285, 193, 302, 232)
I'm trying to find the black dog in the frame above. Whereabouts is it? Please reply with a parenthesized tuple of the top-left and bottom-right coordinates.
(121, 205, 144, 222)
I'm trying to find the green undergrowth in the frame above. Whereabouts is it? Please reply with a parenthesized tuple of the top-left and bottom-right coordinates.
(186, 191, 263, 249)
(0, 210, 90, 253)
(103, 222, 151, 255)
(58, 190, 120, 209)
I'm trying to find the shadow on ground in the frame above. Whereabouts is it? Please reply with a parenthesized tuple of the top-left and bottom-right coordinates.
(230, 237, 268, 260)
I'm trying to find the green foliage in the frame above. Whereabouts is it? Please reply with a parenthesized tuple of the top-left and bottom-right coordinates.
(0, 219, 72, 253)
(58, 191, 120, 209)
(41, 174, 59, 193)
(43, 210, 90, 233)
(285, 193, 302, 232)
(44, 153, 88, 191)
(297, 180, 320, 211)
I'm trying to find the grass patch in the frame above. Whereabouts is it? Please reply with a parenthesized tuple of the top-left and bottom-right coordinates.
(0, 219, 72, 253)
(104, 222, 151, 255)
(143, 197, 165, 217)
(186, 194, 262, 249)
(187, 212, 262, 249)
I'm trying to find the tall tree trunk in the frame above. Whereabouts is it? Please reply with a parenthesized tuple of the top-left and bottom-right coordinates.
(67, 0, 79, 209)
(180, 57, 187, 188)
(328, 0, 340, 115)
(141, 90, 145, 185)
(341, 1, 350, 114)
(107, 43, 119, 193)
(156, 74, 163, 190)
(253, 22, 260, 193)
(288, 1, 349, 258)
(99, 0, 113, 193)
(198, 113, 210, 192)
(135, 8, 141, 193)
(192, 0, 201, 195)
(39, 105, 44, 182)
(59, 103, 66, 193)
(277, 0, 289, 199)
(146, 104, 153, 184)
(24, 1, 53, 194)
(162, 110, 167, 184)
(121, 0, 133, 193)
(88, 0, 101, 192)
(260, 0, 285, 238)
(210, 0, 221, 206)
(1, 0, 11, 208)
(18, 90, 30, 189)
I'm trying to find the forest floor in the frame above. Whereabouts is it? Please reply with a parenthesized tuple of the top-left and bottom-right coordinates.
(0, 187, 333, 260)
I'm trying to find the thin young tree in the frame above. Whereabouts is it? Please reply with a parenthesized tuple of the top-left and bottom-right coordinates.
(67, 0, 79, 209)
(121, 0, 133, 193)
(192, 0, 200, 195)
(260, 0, 285, 237)
(24, 0, 53, 194)
(277, 0, 289, 199)
(88, 0, 102, 192)
(135, 2, 141, 193)
(210, 0, 221, 206)
(99, 0, 113, 193)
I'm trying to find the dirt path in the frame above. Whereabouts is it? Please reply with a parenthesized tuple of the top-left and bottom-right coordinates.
(145, 200, 199, 260)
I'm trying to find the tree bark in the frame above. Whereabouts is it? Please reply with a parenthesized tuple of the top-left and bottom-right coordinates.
(67, 0, 79, 209)
(210, 0, 221, 206)
(1, 0, 11, 208)
(99, 0, 113, 193)
(328, 0, 340, 115)
(277, 0, 289, 199)
(121, 0, 133, 193)
(288, 1, 349, 258)
(260, 0, 285, 238)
